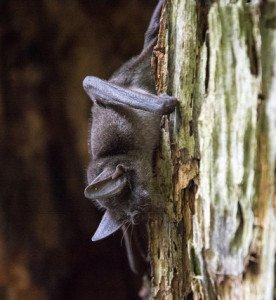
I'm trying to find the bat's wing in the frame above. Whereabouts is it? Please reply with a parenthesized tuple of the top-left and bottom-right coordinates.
(83, 0, 177, 115)
(108, 0, 165, 94)
(83, 76, 177, 115)
(143, 0, 164, 49)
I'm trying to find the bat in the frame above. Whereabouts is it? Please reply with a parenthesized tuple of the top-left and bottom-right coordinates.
(83, 0, 177, 275)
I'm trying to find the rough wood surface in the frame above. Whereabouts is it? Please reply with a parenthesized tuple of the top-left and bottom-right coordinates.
(150, 0, 276, 299)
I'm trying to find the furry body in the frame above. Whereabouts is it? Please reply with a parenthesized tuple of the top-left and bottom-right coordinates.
(83, 0, 176, 274)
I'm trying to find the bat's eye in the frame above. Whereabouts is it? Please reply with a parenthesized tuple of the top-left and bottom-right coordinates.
(130, 211, 140, 225)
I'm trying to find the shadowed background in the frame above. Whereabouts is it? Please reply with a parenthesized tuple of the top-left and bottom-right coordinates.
(0, 0, 156, 299)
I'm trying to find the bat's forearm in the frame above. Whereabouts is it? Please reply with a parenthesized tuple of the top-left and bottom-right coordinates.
(83, 76, 177, 115)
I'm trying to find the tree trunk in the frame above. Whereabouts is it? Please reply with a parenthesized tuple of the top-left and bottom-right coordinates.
(150, 0, 276, 299)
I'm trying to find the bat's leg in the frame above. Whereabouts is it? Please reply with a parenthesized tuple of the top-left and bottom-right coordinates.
(83, 76, 177, 115)
(143, 0, 164, 49)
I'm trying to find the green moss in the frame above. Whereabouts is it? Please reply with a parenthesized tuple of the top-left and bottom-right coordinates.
(226, 95, 233, 190)
(253, 106, 269, 207)
(242, 112, 253, 194)
(214, 193, 220, 206)
(239, 6, 259, 76)
(258, 108, 269, 133)
(212, 124, 219, 161)
(226, 161, 233, 193)
(190, 244, 202, 276)
(230, 202, 244, 251)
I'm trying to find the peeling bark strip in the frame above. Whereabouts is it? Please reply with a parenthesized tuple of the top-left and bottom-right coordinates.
(150, 0, 276, 299)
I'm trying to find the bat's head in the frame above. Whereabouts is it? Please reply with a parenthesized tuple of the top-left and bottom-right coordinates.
(84, 163, 151, 241)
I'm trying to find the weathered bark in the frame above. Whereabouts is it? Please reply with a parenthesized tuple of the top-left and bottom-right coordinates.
(150, 0, 276, 299)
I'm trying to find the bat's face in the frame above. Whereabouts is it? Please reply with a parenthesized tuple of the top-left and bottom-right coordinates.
(84, 164, 151, 241)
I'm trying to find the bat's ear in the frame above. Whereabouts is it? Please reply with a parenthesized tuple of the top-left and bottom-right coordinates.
(84, 165, 127, 200)
(92, 210, 123, 241)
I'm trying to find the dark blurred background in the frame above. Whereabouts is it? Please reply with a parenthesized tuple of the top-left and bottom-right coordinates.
(0, 1, 156, 299)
